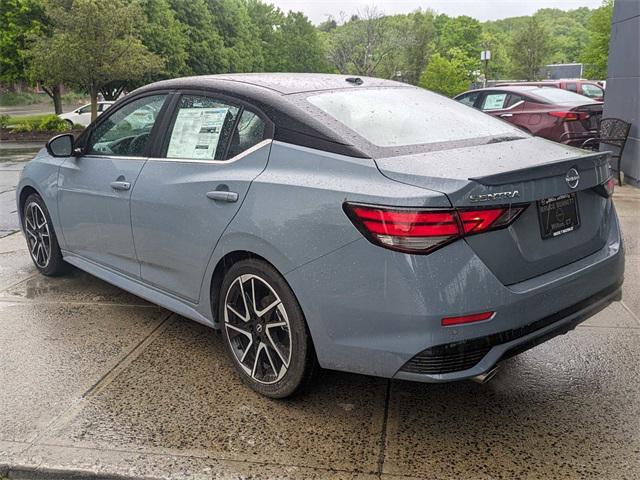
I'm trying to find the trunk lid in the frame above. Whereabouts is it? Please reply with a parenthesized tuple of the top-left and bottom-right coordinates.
(374, 137, 613, 285)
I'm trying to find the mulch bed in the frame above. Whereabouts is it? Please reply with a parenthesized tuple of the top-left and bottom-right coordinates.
(0, 128, 84, 143)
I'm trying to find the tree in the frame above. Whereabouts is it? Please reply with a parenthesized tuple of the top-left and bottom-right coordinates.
(418, 50, 472, 97)
(169, 0, 228, 75)
(0, 0, 45, 87)
(327, 7, 401, 77)
(23, 33, 65, 113)
(138, 0, 188, 79)
(581, 0, 613, 79)
(509, 16, 552, 80)
(27, 0, 163, 120)
(438, 15, 482, 60)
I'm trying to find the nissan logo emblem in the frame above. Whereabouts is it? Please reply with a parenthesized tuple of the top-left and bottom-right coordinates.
(565, 168, 580, 189)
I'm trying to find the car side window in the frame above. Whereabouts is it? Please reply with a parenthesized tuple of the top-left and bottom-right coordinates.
(166, 95, 240, 161)
(227, 110, 266, 159)
(78, 105, 92, 114)
(581, 84, 603, 98)
(87, 94, 167, 157)
(481, 93, 508, 110)
(566, 83, 578, 92)
(505, 94, 524, 108)
(457, 92, 479, 107)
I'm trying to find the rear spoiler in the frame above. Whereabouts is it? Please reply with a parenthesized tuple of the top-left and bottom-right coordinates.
(469, 151, 611, 186)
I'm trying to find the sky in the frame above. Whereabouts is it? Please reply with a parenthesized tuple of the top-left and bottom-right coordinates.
(267, 0, 604, 24)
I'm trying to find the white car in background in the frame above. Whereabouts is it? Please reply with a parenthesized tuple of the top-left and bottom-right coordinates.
(58, 101, 114, 127)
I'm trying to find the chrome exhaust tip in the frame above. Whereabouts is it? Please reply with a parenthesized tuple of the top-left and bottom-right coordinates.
(471, 366, 499, 384)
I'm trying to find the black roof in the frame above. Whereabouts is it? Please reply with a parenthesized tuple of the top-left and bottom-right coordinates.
(130, 74, 409, 158)
(136, 73, 402, 95)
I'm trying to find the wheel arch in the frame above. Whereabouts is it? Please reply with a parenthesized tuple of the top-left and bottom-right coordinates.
(17, 185, 41, 228)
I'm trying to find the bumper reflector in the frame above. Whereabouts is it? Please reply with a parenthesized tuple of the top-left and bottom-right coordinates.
(442, 311, 494, 327)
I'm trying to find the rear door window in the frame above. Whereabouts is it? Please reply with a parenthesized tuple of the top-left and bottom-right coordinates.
(481, 93, 508, 110)
(164, 95, 267, 161)
(166, 95, 239, 161)
(565, 83, 578, 92)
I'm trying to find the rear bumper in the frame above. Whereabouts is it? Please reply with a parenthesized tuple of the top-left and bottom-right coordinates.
(394, 280, 622, 382)
(285, 206, 624, 381)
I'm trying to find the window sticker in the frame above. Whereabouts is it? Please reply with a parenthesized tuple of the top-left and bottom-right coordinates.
(167, 107, 229, 159)
(483, 94, 507, 110)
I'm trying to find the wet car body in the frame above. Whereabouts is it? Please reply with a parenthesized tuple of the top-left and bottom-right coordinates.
(17, 74, 623, 392)
(454, 85, 603, 147)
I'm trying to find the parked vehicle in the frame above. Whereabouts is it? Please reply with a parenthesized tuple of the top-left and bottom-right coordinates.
(18, 74, 623, 398)
(495, 80, 605, 101)
(58, 101, 114, 127)
(455, 86, 603, 147)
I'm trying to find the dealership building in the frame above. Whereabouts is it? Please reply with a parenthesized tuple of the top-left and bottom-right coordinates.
(604, 0, 640, 185)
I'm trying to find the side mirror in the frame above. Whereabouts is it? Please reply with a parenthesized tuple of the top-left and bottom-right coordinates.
(46, 133, 75, 157)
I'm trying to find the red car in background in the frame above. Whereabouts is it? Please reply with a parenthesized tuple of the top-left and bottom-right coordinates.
(496, 80, 605, 101)
(454, 86, 603, 147)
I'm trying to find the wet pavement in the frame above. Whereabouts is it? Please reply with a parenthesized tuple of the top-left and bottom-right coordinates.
(0, 144, 41, 238)
(0, 152, 639, 478)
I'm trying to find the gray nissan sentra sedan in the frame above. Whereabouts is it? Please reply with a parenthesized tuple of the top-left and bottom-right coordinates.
(17, 74, 624, 398)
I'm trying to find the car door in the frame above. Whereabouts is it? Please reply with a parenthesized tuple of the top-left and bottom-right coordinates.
(58, 93, 168, 277)
(479, 91, 525, 126)
(130, 92, 272, 302)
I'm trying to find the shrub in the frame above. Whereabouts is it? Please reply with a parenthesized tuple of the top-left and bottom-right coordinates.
(0, 92, 44, 106)
(38, 114, 71, 132)
(0, 115, 9, 129)
(12, 123, 34, 133)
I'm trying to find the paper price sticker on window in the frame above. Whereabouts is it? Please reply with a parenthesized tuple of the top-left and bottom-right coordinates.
(167, 107, 229, 159)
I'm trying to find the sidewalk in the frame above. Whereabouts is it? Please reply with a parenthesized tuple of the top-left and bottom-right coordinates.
(0, 191, 638, 479)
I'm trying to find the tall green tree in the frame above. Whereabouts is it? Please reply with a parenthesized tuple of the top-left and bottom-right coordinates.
(327, 7, 401, 77)
(581, 0, 613, 79)
(438, 15, 482, 60)
(138, 0, 188, 79)
(27, 0, 163, 120)
(207, 0, 263, 72)
(0, 0, 45, 86)
(169, 0, 228, 75)
(246, 1, 327, 72)
(418, 50, 473, 97)
(509, 16, 552, 80)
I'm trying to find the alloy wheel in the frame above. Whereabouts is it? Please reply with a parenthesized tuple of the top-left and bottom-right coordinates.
(224, 273, 292, 384)
(24, 202, 51, 269)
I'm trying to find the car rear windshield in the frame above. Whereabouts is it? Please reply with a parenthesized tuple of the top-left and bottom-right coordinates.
(306, 87, 525, 148)
(529, 87, 595, 104)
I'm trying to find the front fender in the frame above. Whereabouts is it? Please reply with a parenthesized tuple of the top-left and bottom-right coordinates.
(16, 148, 66, 249)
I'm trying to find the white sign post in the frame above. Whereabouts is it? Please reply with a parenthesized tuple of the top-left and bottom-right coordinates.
(481, 50, 491, 87)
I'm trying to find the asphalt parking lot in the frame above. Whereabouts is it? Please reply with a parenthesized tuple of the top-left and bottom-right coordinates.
(0, 147, 639, 479)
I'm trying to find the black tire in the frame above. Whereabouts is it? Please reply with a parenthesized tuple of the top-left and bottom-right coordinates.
(218, 258, 316, 398)
(22, 193, 71, 276)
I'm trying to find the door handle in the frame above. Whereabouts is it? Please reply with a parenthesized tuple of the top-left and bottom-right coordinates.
(500, 113, 514, 118)
(206, 190, 239, 203)
(110, 181, 131, 191)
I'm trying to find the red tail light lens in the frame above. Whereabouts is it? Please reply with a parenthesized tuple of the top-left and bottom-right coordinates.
(548, 111, 589, 121)
(344, 203, 526, 254)
(442, 311, 494, 326)
(594, 176, 615, 198)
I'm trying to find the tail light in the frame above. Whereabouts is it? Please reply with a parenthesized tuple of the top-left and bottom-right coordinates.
(548, 111, 589, 121)
(442, 311, 494, 327)
(594, 176, 615, 198)
(344, 203, 527, 254)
